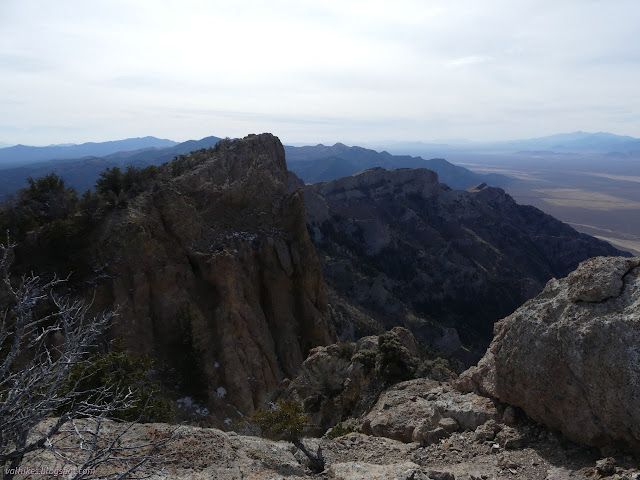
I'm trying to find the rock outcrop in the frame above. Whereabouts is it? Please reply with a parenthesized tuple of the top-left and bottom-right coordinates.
(458, 256, 640, 453)
(361, 378, 499, 444)
(88, 134, 335, 422)
(300, 167, 628, 358)
(289, 327, 443, 432)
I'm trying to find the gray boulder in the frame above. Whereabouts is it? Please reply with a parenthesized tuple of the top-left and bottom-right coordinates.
(361, 378, 499, 443)
(458, 256, 640, 452)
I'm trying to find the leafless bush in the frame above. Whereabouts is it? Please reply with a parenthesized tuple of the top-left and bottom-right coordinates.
(0, 237, 173, 479)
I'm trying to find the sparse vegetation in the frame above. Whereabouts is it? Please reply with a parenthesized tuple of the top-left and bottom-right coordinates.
(324, 422, 361, 439)
(62, 339, 176, 423)
(352, 348, 377, 372)
(0, 238, 171, 479)
(375, 331, 418, 383)
(293, 354, 350, 400)
(253, 399, 324, 472)
(416, 357, 457, 381)
(336, 341, 356, 360)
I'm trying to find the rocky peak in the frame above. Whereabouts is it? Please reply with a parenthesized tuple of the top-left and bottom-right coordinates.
(178, 133, 288, 205)
(466, 182, 488, 192)
(88, 133, 336, 424)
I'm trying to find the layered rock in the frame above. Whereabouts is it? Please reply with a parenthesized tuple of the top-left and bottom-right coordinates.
(89, 134, 335, 421)
(300, 168, 628, 358)
(458, 256, 640, 453)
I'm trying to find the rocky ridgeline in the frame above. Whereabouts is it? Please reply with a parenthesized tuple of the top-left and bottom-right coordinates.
(88, 133, 335, 424)
(458, 256, 640, 454)
(297, 166, 627, 360)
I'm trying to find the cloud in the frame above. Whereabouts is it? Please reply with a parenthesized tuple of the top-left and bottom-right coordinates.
(446, 55, 495, 68)
(1, 0, 640, 144)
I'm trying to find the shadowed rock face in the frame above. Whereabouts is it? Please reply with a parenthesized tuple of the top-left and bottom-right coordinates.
(458, 256, 640, 453)
(89, 134, 335, 421)
(298, 167, 628, 357)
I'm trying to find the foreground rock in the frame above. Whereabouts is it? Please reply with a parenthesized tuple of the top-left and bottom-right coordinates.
(459, 256, 640, 453)
(25, 416, 640, 480)
(361, 379, 499, 444)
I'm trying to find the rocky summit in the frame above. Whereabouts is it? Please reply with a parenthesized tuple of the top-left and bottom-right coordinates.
(458, 256, 640, 453)
(88, 133, 335, 423)
(296, 167, 627, 359)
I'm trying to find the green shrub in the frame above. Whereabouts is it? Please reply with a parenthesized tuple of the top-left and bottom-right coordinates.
(336, 342, 355, 361)
(252, 398, 325, 472)
(253, 399, 311, 442)
(352, 348, 377, 372)
(62, 340, 175, 423)
(416, 357, 457, 381)
(375, 332, 417, 383)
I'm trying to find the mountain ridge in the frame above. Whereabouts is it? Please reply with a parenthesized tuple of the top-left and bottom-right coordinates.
(285, 142, 510, 189)
(0, 136, 179, 167)
(300, 165, 629, 361)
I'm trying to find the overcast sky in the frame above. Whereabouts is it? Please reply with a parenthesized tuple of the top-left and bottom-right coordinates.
(1, 0, 639, 146)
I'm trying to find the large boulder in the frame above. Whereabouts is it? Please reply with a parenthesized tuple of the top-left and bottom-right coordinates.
(458, 256, 640, 452)
(361, 378, 499, 443)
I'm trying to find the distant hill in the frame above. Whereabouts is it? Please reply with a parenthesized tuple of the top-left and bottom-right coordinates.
(0, 136, 222, 200)
(496, 131, 640, 153)
(0, 136, 179, 168)
(383, 131, 640, 158)
(285, 143, 510, 189)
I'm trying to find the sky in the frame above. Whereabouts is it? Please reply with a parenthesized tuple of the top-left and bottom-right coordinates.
(1, 0, 639, 146)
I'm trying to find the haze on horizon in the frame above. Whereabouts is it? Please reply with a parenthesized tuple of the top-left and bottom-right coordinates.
(1, 0, 639, 147)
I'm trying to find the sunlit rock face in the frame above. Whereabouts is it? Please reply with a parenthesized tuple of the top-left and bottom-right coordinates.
(458, 256, 640, 453)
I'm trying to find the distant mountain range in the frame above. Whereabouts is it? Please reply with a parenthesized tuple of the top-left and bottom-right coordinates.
(0, 135, 509, 201)
(0, 136, 178, 168)
(376, 131, 640, 158)
(2, 130, 639, 204)
(285, 143, 509, 189)
(0, 136, 222, 199)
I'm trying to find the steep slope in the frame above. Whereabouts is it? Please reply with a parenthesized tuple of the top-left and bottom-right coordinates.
(285, 143, 509, 189)
(298, 168, 628, 359)
(86, 134, 335, 422)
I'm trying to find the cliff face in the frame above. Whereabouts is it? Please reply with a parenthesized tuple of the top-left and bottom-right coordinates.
(89, 134, 335, 420)
(299, 167, 628, 357)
